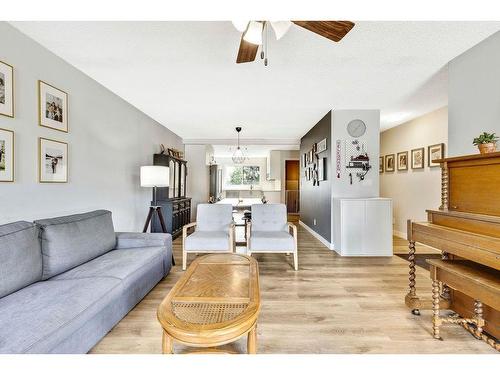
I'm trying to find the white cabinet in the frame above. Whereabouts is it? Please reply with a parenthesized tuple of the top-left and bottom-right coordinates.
(266, 150, 281, 180)
(333, 198, 392, 256)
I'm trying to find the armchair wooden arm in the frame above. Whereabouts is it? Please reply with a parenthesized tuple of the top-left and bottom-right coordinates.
(229, 222, 236, 252)
(246, 221, 252, 250)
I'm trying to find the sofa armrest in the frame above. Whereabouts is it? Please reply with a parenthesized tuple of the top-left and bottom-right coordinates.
(115, 232, 172, 250)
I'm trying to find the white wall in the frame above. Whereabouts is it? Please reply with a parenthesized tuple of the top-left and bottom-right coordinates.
(185, 144, 211, 221)
(0, 22, 183, 230)
(448, 31, 500, 156)
(330, 109, 380, 246)
(380, 107, 448, 237)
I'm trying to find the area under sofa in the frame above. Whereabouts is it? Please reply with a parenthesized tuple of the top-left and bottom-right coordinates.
(0, 210, 173, 354)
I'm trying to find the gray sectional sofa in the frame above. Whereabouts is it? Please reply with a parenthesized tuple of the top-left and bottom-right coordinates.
(0, 210, 173, 354)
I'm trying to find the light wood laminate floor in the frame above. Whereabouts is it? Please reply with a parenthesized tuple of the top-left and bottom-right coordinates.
(90, 224, 495, 354)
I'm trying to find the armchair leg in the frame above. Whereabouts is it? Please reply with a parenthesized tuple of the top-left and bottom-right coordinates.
(293, 250, 298, 271)
(182, 250, 187, 271)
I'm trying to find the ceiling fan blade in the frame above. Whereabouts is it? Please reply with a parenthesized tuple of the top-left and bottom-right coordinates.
(236, 36, 259, 63)
(292, 21, 355, 42)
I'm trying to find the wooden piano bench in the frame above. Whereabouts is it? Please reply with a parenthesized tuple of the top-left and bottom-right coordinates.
(428, 259, 500, 351)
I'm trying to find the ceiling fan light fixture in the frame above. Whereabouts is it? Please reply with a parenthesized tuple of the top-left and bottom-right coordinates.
(270, 21, 292, 40)
(243, 21, 264, 45)
(232, 20, 249, 33)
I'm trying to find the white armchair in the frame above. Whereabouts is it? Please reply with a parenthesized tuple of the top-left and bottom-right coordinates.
(182, 204, 235, 270)
(246, 204, 298, 270)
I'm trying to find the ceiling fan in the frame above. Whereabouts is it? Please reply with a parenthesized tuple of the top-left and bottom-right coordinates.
(233, 21, 355, 65)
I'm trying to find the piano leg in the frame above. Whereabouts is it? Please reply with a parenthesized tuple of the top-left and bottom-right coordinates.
(432, 280, 442, 340)
(406, 240, 421, 315)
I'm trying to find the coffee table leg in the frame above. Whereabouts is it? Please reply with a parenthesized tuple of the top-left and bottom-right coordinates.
(162, 330, 174, 354)
(247, 325, 257, 354)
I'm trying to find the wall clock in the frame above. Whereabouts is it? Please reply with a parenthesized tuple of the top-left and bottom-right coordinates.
(347, 119, 366, 138)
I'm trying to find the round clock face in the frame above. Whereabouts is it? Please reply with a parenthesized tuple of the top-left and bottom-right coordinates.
(347, 119, 367, 138)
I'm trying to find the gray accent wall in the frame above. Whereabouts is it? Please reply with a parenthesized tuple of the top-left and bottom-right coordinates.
(448, 30, 500, 156)
(300, 111, 332, 242)
(0, 22, 184, 230)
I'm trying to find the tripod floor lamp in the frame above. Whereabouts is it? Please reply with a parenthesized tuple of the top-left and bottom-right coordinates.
(140, 165, 175, 266)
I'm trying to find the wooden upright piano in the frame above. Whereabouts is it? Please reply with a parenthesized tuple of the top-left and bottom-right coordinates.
(406, 151, 500, 350)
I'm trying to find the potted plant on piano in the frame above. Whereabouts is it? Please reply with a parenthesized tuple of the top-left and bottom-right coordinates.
(473, 132, 499, 154)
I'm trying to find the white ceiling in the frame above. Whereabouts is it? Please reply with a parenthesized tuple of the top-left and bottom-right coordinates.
(213, 144, 299, 158)
(11, 21, 500, 141)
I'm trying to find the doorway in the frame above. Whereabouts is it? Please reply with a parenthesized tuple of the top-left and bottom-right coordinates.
(285, 160, 300, 214)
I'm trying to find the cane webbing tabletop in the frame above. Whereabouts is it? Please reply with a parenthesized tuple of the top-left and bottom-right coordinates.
(157, 253, 260, 353)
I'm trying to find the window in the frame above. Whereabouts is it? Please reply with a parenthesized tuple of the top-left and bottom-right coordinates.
(227, 166, 260, 185)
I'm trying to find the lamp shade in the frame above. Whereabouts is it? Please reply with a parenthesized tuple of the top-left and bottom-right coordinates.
(140, 166, 169, 187)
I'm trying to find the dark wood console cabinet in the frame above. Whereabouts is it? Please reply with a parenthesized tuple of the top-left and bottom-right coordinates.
(151, 153, 191, 239)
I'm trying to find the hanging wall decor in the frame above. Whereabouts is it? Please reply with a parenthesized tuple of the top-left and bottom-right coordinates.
(316, 138, 327, 154)
(345, 139, 372, 181)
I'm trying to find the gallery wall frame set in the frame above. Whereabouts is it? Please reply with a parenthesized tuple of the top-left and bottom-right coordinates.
(380, 143, 445, 174)
(0, 60, 14, 118)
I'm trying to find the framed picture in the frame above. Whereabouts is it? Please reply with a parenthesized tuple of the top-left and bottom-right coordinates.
(411, 147, 425, 169)
(302, 153, 307, 167)
(397, 151, 408, 171)
(0, 61, 14, 118)
(316, 138, 327, 154)
(385, 154, 395, 172)
(318, 157, 327, 181)
(308, 150, 313, 164)
(428, 143, 445, 167)
(0, 128, 14, 182)
(38, 80, 68, 132)
(39, 137, 68, 183)
(379, 156, 384, 173)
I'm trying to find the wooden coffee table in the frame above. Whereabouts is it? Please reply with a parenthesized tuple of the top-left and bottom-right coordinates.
(157, 253, 260, 354)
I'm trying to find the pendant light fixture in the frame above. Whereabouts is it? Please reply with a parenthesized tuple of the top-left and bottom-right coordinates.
(232, 127, 247, 164)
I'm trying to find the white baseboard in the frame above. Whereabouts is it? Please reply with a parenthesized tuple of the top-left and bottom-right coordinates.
(393, 230, 406, 239)
(299, 220, 334, 250)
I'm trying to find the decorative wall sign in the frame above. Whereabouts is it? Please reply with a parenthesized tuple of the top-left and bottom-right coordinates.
(0, 61, 14, 118)
(0, 128, 14, 182)
(428, 143, 444, 167)
(379, 156, 384, 173)
(336, 140, 341, 178)
(411, 147, 425, 169)
(385, 154, 395, 172)
(397, 151, 408, 171)
(39, 81, 69, 132)
(316, 138, 327, 154)
(39, 137, 68, 183)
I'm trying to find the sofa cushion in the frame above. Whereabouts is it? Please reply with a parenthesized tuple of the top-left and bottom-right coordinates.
(53, 246, 168, 282)
(184, 231, 230, 251)
(0, 277, 121, 353)
(249, 230, 295, 251)
(0, 221, 42, 298)
(35, 210, 116, 280)
(196, 204, 233, 232)
(251, 204, 288, 232)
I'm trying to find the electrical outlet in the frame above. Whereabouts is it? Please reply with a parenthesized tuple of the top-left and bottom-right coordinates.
(313, 219, 317, 226)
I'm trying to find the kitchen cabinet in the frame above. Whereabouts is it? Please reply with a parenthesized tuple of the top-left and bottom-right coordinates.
(266, 150, 281, 180)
